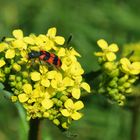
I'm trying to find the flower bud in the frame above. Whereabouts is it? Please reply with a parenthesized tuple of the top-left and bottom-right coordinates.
(118, 75, 129, 85)
(22, 71, 29, 78)
(109, 69, 119, 77)
(109, 80, 117, 88)
(103, 62, 116, 72)
(4, 67, 11, 74)
(9, 75, 16, 81)
(16, 76, 22, 82)
(123, 82, 131, 88)
(12, 63, 21, 71)
(60, 95, 68, 102)
(53, 119, 60, 126)
(56, 100, 63, 107)
(125, 88, 132, 94)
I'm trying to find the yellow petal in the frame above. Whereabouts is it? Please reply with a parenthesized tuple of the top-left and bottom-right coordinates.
(120, 58, 130, 66)
(74, 101, 84, 110)
(51, 80, 57, 88)
(18, 94, 28, 103)
(47, 71, 57, 79)
(109, 44, 119, 52)
(57, 48, 66, 56)
(72, 88, 81, 99)
(94, 52, 104, 56)
(0, 43, 8, 52)
(54, 36, 65, 45)
(47, 27, 56, 38)
(41, 99, 53, 109)
(5, 49, 15, 59)
(12, 29, 23, 39)
(97, 39, 108, 50)
(106, 52, 116, 61)
(41, 79, 50, 87)
(30, 72, 41, 81)
(23, 84, 32, 94)
(64, 99, 74, 109)
(23, 37, 35, 45)
(63, 77, 74, 87)
(81, 82, 90, 92)
(132, 62, 140, 70)
(61, 109, 70, 117)
(70, 48, 81, 57)
(12, 40, 27, 50)
(71, 112, 82, 120)
(0, 60, 6, 67)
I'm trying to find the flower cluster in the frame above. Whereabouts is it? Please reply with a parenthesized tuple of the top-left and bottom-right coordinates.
(0, 27, 90, 129)
(95, 39, 140, 106)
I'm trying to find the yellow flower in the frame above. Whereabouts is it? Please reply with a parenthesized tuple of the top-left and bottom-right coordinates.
(5, 49, 15, 59)
(41, 99, 54, 109)
(30, 72, 41, 81)
(18, 94, 29, 103)
(61, 99, 84, 120)
(47, 27, 65, 45)
(120, 58, 140, 75)
(95, 39, 119, 61)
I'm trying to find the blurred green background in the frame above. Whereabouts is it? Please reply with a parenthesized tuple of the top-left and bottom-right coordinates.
(0, 0, 140, 140)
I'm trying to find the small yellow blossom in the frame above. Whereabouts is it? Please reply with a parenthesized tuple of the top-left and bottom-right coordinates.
(120, 58, 140, 75)
(30, 72, 41, 81)
(47, 27, 65, 45)
(18, 94, 29, 103)
(61, 99, 84, 120)
(5, 49, 15, 59)
(95, 39, 119, 61)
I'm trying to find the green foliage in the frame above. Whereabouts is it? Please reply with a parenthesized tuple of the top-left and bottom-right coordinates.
(0, 0, 140, 140)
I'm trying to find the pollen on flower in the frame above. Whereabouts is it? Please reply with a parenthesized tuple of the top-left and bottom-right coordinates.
(0, 27, 90, 130)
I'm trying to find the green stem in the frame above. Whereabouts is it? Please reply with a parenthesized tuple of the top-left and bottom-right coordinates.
(28, 118, 41, 140)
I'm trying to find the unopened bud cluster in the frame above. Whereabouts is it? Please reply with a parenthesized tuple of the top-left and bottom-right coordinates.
(95, 39, 140, 105)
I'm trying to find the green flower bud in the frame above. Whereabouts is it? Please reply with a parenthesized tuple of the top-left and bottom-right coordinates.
(123, 82, 131, 88)
(22, 71, 29, 78)
(53, 119, 60, 126)
(56, 100, 63, 107)
(119, 94, 125, 100)
(48, 115, 54, 120)
(4, 67, 11, 74)
(52, 98, 59, 104)
(118, 86, 125, 92)
(16, 82, 22, 89)
(60, 95, 68, 102)
(103, 62, 117, 71)
(9, 75, 16, 81)
(118, 75, 129, 85)
(109, 89, 118, 95)
(109, 69, 119, 77)
(98, 57, 103, 64)
(10, 59, 14, 64)
(125, 88, 132, 94)
(98, 86, 106, 93)
(10, 81, 16, 86)
(62, 122, 69, 129)
(118, 100, 124, 106)
(109, 80, 118, 88)
(12, 63, 21, 71)
(16, 76, 22, 82)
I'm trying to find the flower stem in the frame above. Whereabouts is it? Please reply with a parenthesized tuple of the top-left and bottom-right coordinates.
(28, 118, 41, 140)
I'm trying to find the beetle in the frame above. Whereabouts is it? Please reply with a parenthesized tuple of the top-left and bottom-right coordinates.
(28, 50, 62, 68)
